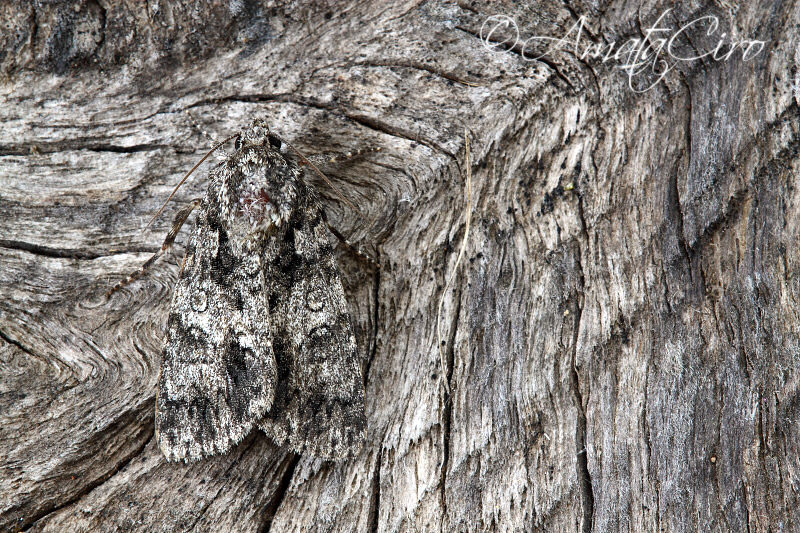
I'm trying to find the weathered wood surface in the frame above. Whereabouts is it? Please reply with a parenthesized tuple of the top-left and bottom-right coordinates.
(1, 1, 799, 531)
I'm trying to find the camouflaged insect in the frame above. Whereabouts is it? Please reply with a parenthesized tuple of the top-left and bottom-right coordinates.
(154, 119, 366, 462)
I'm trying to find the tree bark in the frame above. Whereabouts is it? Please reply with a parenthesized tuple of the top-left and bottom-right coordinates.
(1, 1, 799, 531)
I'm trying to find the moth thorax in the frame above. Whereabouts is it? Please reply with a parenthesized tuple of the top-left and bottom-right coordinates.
(238, 184, 279, 229)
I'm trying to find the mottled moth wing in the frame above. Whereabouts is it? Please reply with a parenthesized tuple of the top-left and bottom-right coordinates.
(154, 118, 365, 462)
(156, 172, 277, 462)
(258, 182, 367, 460)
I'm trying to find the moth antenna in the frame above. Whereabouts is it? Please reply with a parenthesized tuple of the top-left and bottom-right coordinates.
(321, 211, 380, 270)
(145, 133, 238, 230)
(106, 198, 202, 298)
(277, 135, 362, 217)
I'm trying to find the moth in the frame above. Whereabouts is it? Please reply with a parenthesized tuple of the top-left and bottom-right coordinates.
(111, 119, 367, 461)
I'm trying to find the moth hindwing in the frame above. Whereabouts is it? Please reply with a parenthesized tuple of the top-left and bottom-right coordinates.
(155, 119, 366, 462)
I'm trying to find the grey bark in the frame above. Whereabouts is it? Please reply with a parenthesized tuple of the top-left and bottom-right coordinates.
(1, 1, 799, 531)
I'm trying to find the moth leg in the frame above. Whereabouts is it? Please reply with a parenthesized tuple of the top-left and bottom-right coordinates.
(106, 198, 202, 298)
(322, 214, 379, 270)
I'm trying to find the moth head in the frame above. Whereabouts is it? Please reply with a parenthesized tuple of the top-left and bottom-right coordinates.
(235, 118, 284, 152)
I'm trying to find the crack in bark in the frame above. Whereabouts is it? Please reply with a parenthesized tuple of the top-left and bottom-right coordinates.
(439, 288, 461, 530)
(0, 327, 39, 360)
(643, 367, 661, 530)
(756, 394, 774, 526)
(742, 479, 752, 533)
(367, 450, 382, 533)
(714, 386, 731, 533)
(364, 249, 382, 388)
(675, 75, 694, 263)
(20, 424, 155, 531)
(186, 93, 285, 110)
(572, 196, 594, 533)
(341, 111, 453, 158)
(571, 351, 594, 533)
(91, 0, 106, 53)
(28, 4, 38, 66)
(364, 254, 383, 533)
(0, 239, 158, 260)
(259, 453, 301, 533)
(0, 143, 172, 156)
